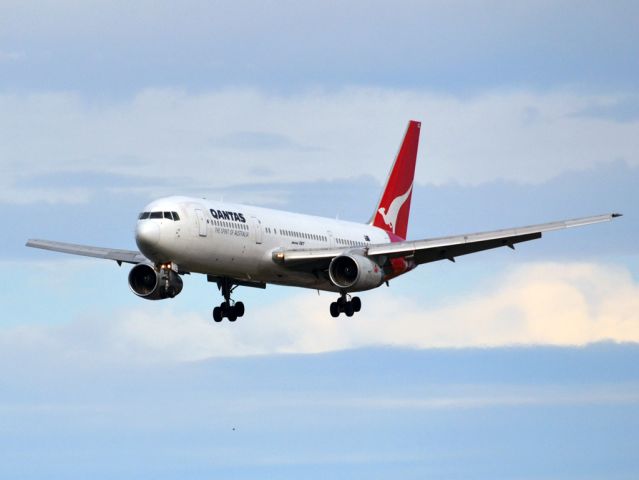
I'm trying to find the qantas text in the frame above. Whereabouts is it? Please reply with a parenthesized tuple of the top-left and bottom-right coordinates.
(210, 209, 246, 223)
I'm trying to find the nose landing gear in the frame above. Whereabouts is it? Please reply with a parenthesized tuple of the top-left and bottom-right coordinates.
(330, 293, 361, 317)
(212, 277, 246, 322)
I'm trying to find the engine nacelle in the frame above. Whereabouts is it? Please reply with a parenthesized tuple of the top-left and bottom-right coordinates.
(328, 254, 384, 291)
(128, 263, 183, 300)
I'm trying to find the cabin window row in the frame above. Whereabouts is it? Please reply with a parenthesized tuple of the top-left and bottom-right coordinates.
(213, 219, 249, 230)
(280, 229, 327, 242)
(139, 211, 181, 221)
(336, 238, 365, 247)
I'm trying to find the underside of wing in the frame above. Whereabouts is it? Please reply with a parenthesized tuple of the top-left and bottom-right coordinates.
(25, 239, 147, 265)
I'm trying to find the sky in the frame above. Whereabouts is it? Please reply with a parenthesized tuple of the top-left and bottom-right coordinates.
(1, 1, 639, 478)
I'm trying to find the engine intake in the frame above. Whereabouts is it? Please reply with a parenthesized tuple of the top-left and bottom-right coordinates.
(328, 254, 384, 291)
(128, 263, 183, 300)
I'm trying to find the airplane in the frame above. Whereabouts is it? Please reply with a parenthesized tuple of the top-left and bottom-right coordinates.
(26, 121, 621, 322)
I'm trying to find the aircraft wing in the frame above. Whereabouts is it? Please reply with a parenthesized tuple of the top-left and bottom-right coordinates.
(25, 239, 147, 265)
(274, 213, 621, 269)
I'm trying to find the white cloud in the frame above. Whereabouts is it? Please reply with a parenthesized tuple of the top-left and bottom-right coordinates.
(1, 261, 637, 364)
(1, 88, 638, 204)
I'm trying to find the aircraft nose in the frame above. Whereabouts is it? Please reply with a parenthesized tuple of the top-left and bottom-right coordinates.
(136, 221, 160, 253)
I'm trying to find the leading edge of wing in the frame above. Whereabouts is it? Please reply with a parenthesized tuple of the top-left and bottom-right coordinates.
(26, 239, 147, 265)
(368, 212, 622, 259)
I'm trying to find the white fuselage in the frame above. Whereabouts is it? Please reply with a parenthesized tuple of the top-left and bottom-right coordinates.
(135, 196, 393, 292)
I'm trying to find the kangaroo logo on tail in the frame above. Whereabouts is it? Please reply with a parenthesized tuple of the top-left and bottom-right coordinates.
(369, 120, 421, 241)
(377, 184, 413, 234)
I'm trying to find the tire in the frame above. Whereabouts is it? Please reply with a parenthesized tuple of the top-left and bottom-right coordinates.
(234, 301, 245, 317)
(228, 308, 238, 322)
(329, 302, 340, 318)
(220, 301, 229, 314)
(351, 296, 361, 312)
(212, 307, 223, 322)
(344, 302, 354, 317)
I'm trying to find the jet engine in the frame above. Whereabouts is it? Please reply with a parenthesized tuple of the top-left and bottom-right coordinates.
(128, 263, 183, 300)
(328, 254, 384, 291)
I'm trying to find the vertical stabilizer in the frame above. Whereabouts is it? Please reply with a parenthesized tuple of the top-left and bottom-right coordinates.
(370, 120, 421, 240)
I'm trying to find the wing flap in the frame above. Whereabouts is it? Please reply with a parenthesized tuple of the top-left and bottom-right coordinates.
(411, 232, 541, 264)
(26, 239, 147, 265)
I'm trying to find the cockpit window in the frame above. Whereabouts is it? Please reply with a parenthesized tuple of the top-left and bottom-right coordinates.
(141, 210, 180, 220)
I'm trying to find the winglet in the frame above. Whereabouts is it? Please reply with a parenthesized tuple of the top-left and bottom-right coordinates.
(369, 120, 421, 241)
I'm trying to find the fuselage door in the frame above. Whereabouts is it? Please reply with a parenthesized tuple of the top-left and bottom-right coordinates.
(251, 217, 263, 244)
(327, 230, 335, 248)
(195, 209, 207, 237)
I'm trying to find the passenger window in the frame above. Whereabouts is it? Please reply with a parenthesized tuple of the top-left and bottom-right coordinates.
(150, 211, 162, 219)
(172, 212, 180, 221)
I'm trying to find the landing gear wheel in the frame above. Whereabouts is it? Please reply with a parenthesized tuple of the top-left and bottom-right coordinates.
(351, 296, 361, 312)
(211, 277, 246, 323)
(344, 302, 355, 317)
(329, 302, 340, 318)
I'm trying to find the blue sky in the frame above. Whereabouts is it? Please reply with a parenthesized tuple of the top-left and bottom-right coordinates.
(1, 1, 638, 478)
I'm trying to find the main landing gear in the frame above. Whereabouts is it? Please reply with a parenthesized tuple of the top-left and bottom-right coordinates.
(212, 277, 245, 322)
(330, 293, 362, 318)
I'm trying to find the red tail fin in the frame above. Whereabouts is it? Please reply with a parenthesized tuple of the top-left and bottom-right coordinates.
(370, 120, 421, 240)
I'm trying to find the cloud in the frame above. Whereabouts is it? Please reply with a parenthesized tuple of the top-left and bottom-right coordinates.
(1, 261, 637, 364)
(1, 1, 637, 93)
(213, 131, 321, 152)
(1, 88, 638, 206)
(572, 95, 639, 123)
(0, 50, 23, 62)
